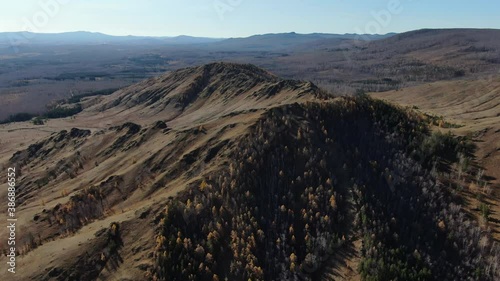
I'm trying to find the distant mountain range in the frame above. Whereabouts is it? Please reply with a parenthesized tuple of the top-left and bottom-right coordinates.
(0, 31, 225, 46)
(0, 30, 395, 49)
(209, 32, 396, 51)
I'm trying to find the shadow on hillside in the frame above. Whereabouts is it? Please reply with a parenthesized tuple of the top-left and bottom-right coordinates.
(314, 239, 360, 280)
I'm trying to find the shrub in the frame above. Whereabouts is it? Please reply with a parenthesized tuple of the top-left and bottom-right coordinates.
(32, 117, 45, 125)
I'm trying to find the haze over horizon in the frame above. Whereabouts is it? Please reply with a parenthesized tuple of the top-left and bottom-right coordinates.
(1, 0, 499, 38)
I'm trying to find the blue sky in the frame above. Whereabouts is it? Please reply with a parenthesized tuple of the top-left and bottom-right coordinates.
(1, 0, 499, 37)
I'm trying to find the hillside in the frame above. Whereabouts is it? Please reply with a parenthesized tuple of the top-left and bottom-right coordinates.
(372, 76, 500, 177)
(0, 63, 499, 281)
(371, 75, 500, 242)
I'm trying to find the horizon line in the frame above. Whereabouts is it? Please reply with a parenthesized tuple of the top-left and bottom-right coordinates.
(0, 30, 395, 39)
(2, 27, 498, 39)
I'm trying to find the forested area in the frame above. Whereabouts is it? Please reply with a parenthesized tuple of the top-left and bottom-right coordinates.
(150, 97, 499, 281)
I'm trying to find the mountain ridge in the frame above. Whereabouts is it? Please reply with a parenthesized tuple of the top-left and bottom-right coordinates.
(79, 62, 328, 127)
(1, 62, 499, 280)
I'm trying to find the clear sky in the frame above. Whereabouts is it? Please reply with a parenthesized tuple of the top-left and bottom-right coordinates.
(1, 0, 499, 37)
